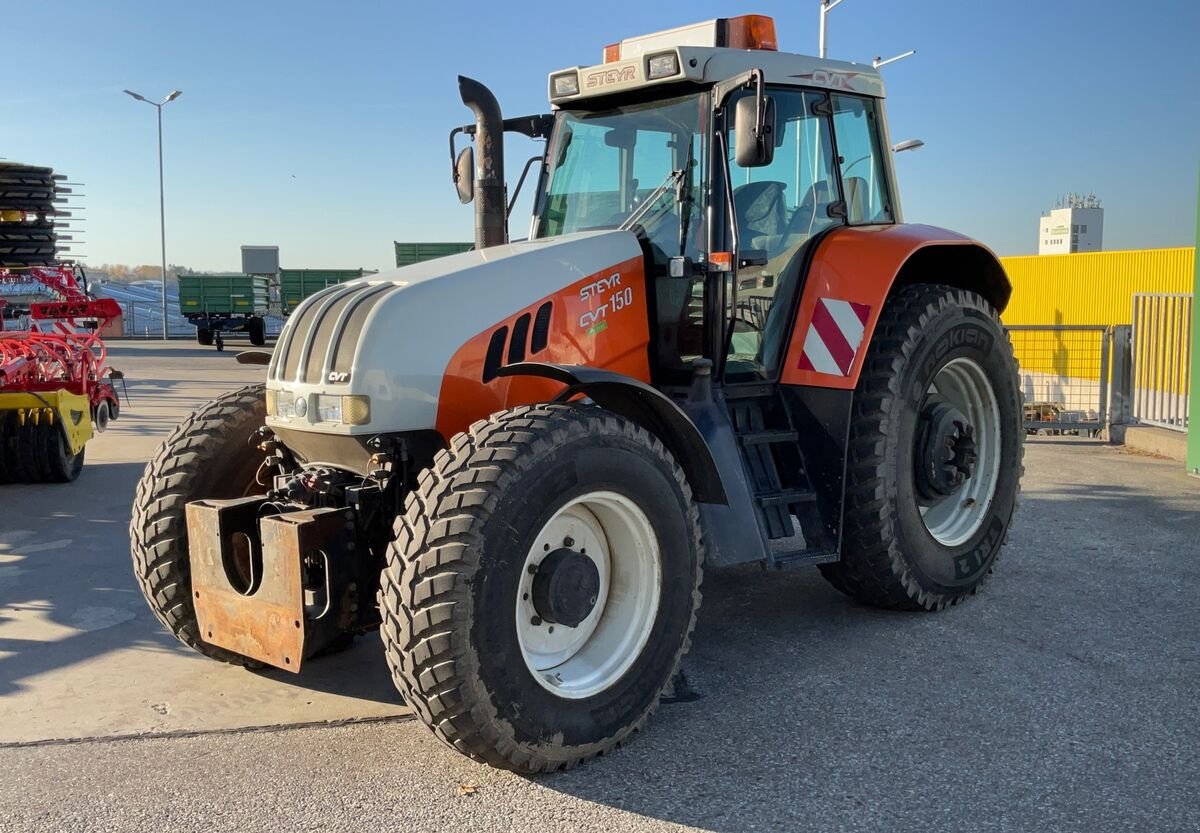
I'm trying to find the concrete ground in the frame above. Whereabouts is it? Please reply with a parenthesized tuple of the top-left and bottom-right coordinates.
(1, 342, 1197, 832)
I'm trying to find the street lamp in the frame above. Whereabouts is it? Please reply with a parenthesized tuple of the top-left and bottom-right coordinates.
(124, 88, 182, 339)
(818, 0, 847, 59)
(873, 50, 917, 69)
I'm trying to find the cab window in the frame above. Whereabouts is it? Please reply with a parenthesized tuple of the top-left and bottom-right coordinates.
(831, 95, 893, 224)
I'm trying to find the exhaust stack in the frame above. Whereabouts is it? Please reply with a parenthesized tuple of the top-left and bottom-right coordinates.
(458, 76, 506, 249)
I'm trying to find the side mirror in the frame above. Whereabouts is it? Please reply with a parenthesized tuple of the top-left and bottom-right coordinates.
(734, 94, 775, 168)
(454, 146, 475, 204)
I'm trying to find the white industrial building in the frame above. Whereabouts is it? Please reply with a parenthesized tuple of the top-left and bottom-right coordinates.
(1038, 193, 1104, 255)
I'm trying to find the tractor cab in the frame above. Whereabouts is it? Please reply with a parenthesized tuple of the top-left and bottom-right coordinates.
(455, 16, 898, 387)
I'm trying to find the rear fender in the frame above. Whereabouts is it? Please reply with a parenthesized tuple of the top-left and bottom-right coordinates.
(779, 224, 1010, 389)
(497, 362, 726, 505)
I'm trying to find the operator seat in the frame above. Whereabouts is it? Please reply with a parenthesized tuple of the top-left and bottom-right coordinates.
(732, 181, 788, 255)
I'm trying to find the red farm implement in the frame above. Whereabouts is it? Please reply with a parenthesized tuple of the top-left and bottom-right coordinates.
(0, 266, 123, 483)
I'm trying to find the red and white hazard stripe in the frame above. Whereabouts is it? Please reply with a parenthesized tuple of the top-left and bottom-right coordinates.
(797, 298, 871, 376)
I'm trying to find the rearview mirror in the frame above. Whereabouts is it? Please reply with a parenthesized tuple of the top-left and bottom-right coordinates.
(454, 146, 475, 204)
(734, 94, 775, 168)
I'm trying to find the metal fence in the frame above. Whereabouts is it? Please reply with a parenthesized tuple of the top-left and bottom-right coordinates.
(1007, 325, 1110, 435)
(1131, 293, 1192, 432)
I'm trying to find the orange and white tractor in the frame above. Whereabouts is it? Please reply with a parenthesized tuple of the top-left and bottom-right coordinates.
(131, 15, 1022, 772)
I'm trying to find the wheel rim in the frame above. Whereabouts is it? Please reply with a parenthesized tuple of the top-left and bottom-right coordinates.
(516, 490, 661, 700)
(915, 357, 1002, 547)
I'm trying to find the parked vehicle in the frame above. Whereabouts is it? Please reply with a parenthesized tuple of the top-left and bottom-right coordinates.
(178, 273, 269, 349)
(279, 269, 367, 314)
(131, 14, 1022, 772)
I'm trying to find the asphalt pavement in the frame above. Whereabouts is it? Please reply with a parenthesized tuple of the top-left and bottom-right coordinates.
(1, 342, 1197, 833)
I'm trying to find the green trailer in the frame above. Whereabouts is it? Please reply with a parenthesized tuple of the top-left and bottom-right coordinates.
(279, 268, 367, 314)
(394, 241, 473, 267)
(177, 273, 270, 350)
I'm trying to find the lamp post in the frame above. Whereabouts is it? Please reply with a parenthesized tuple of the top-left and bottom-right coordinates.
(874, 50, 917, 69)
(818, 0, 847, 59)
(123, 88, 182, 339)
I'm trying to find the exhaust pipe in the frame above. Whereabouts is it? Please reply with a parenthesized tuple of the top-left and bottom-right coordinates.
(458, 76, 506, 249)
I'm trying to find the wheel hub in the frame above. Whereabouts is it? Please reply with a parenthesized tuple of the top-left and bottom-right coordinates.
(915, 396, 978, 502)
(531, 547, 600, 628)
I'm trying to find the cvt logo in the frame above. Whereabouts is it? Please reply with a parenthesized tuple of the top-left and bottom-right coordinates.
(328, 371, 350, 383)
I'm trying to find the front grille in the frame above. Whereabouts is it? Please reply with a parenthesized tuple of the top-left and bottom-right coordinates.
(272, 281, 404, 384)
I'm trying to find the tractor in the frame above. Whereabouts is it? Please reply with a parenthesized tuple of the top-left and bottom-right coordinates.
(130, 14, 1022, 772)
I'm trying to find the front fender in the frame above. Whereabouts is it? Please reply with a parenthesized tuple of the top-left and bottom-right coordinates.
(497, 362, 726, 504)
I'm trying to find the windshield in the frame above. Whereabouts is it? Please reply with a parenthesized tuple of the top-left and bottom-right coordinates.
(534, 93, 706, 263)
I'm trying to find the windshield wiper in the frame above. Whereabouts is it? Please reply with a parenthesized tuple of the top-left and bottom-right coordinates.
(676, 135, 696, 256)
(619, 166, 686, 232)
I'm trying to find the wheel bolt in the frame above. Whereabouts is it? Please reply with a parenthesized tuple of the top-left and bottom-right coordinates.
(531, 616, 542, 626)
(563, 536, 575, 548)
(527, 563, 538, 574)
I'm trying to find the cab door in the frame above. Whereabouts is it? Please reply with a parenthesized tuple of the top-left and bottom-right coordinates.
(718, 87, 843, 383)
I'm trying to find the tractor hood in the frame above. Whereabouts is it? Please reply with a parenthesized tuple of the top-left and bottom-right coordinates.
(265, 229, 643, 440)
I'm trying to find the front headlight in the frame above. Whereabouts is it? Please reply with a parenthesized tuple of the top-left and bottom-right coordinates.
(316, 394, 342, 424)
(274, 390, 297, 418)
(315, 394, 370, 426)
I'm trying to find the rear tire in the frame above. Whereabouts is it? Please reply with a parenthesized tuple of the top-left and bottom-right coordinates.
(129, 384, 270, 665)
(380, 404, 703, 773)
(196, 328, 214, 346)
(819, 283, 1023, 611)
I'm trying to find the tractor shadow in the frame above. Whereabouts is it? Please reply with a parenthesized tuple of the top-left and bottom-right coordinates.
(539, 475, 1200, 832)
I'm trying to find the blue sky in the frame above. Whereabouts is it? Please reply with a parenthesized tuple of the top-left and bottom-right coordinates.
(2, 0, 1198, 271)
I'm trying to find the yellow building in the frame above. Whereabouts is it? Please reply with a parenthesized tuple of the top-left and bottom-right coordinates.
(1001, 247, 1194, 326)
(999, 247, 1194, 405)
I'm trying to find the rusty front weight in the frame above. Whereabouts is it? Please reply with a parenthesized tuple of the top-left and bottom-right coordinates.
(187, 498, 349, 672)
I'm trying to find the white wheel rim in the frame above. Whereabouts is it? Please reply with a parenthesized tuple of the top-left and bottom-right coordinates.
(918, 357, 1002, 547)
(516, 490, 661, 700)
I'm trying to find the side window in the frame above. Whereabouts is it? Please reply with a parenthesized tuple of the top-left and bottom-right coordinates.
(831, 95, 893, 224)
(725, 88, 839, 381)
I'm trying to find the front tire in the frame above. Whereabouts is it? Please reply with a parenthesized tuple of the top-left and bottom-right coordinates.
(129, 384, 270, 664)
(380, 404, 703, 773)
(819, 283, 1023, 611)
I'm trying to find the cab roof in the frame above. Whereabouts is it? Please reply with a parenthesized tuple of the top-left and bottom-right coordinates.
(547, 16, 885, 107)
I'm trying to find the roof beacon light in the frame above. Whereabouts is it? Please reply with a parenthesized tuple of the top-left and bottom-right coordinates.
(602, 14, 778, 62)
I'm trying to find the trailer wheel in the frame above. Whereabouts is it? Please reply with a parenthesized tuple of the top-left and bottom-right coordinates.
(195, 328, 213, 346)
(381, 404, 703, 773)
(247, 317, 266, 347)
(129, 384, 270, 665)
(819, 283, 1023, 611)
